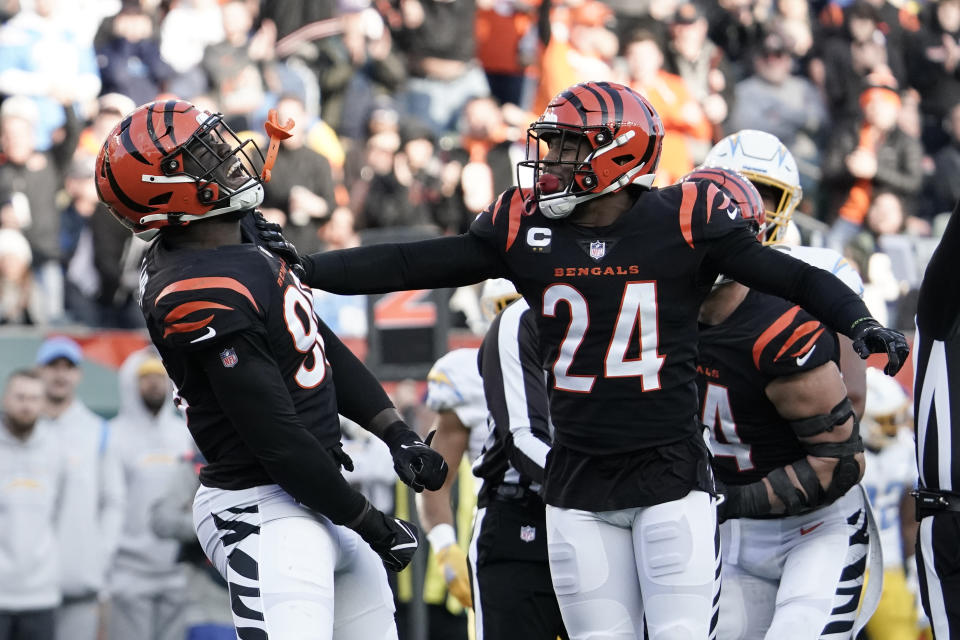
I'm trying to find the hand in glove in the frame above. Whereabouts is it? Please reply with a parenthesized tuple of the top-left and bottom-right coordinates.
(428, 524, 472, 608)
(384, 425, 448, 492)
(850, 318, 910, 375)
(349, 502, 420, 572)
(252, 211, 305, 278)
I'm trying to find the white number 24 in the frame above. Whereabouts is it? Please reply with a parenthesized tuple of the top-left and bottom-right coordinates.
(542, 281, 665, 393)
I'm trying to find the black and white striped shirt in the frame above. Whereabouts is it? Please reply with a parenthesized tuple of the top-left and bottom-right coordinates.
(915, 203, 960, 494)
(473, 298, 553, 506)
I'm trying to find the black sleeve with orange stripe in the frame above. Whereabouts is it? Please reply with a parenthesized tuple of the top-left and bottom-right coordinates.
(152, 275, 264, 351)
(752, 302, 839, 378)
(707, 230, 874, 337)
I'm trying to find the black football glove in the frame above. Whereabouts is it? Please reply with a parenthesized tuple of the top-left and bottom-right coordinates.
(349, 502, 420, 572)
(384, 425, 448, 492)
(252, 211, 306, 279)
(850, 318, 910, 376)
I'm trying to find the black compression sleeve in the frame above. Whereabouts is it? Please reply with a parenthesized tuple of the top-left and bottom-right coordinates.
(196, 332, 367, 525)
(301, 233, 508, 294)
(318, 318, 394, 427)
(918, 202, 960, 339)
(710, 231, 873, 336)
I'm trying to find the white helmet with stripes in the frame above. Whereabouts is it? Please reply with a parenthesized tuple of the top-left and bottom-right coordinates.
(704, 130, 802, 245)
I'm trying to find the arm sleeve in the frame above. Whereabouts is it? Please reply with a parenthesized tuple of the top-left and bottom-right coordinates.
(481, 305, 552, 484)
(318, 318, 394, 426)
(709, 230, 873, 336)
(196, 331, 368, 525)
(301, 233, 507, 293)
(918, 201, 960, 339)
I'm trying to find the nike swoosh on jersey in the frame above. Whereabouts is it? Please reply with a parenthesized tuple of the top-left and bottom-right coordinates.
(800, 521, 824, 535)
(796, 345, 817, 367)
(190, 326, 218, 343)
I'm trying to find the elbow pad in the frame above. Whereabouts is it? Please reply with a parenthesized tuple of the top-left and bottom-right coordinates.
(792, 456, 861, 506)
(789, 397, 855, 438)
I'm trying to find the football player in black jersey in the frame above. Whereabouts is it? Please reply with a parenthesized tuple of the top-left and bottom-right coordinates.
(278, 82, 908, 639)
(692, 166, 874, 639)
(94, 100, 448, 640)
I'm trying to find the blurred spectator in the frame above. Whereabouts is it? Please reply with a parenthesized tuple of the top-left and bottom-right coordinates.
(770, 0, 817, 66)
(908, 0, 960, 152)
(823, 81, 922, 248)
(339, 417, 395, 512)
(707, 0, 768, 79)
(813, 0, 902, 127)
(347, 127, 401, 219)
(0, 228, 41, 324)
(150, 447, 234, 640)
(96, 4, 172, 107)
(330, 4, 408, 141)
(622, 28, 712, 185)
(106, 350, 192, 640)
(726, 29, 827, 196)
(201, 0, 267, 131)
(663, 2, 735, 138)
(35, 337, 124, 640)
(0, 369, 65, 640)
(474, 0, 547, 108)
(356, 117, 450, 232)
(0, 0, 100, 151)
(60, 154, 146, 329)
(0, 95, 81, 324)
(925, 101, 960, 220)
(532, 0, 618, 115)
(76, 93, 135, 158)
(449, 96, 516, 224)
(259, 94, 338, 254)
(394, 0, 491, 134)
(158, 0, 224, 99)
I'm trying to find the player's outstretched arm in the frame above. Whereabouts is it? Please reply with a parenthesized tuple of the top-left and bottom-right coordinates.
(918, 200, 960, 339)
(299, 233, 506, 294)
(719, 362, 864, 520)
(196, 332, 422, 571)
(711, 231, 910, 375)
(415, 411, 473, 608)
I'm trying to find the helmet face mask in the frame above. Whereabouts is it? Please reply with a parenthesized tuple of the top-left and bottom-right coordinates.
(518, 81, 663, 219)
(97, 101, 267, 240)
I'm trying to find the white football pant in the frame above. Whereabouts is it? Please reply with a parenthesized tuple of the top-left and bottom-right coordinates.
(193, 484, 398, 640)
(546, 490, 721, 640)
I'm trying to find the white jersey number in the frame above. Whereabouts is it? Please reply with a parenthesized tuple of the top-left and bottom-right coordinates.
(283, 284, 328, 388)
(702, 382, 754, 471)
(543, 282, 665, 393)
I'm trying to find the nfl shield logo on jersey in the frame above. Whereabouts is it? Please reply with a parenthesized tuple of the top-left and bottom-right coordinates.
(219, 347, 239, 368)
(589, 240, 606, 261)
(520, 525, 536, 542)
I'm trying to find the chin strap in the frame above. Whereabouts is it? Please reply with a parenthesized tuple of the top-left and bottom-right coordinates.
(260, 109, 295, 183)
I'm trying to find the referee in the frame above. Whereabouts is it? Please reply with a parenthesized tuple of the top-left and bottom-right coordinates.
(471, 296, 568, 640)
(914, 200, 960, 638)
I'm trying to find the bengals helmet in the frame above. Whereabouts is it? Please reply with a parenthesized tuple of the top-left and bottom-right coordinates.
(96, 99, 265, 240)
(519, 81, 664, 219)
(703, 130, 802, 245)
(680, 165, 766, 239)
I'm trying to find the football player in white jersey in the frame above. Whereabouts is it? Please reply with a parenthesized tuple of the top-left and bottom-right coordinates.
(860, 368, 929, 640)
(418, 278, 522, 609)
(701, 130, 881, 639)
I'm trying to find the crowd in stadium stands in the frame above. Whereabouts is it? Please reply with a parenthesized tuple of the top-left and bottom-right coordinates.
(0, 0, 955, 331)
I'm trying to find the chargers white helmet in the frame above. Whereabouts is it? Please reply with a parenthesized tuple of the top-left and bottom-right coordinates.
(480, 278, 521, 322)
(704, 130, 802, 245)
